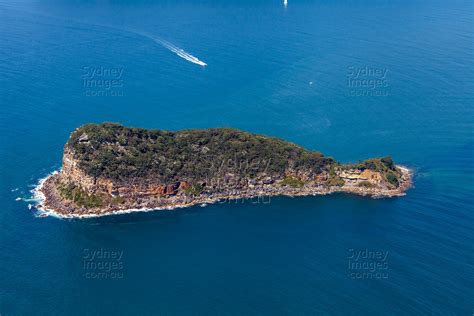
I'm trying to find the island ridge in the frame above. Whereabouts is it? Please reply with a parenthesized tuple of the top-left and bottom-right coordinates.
(37, 123, 412, 217)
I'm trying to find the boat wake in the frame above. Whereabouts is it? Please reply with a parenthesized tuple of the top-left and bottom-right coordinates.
(152, 37, 207, 67)
(126, 28, 207, 67)
(0, 9, 207, 68)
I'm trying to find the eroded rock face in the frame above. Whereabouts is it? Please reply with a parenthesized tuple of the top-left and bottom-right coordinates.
(60, 148, 96, 192)
(338, 169, 383, 185)
(60, 149, 193, 198)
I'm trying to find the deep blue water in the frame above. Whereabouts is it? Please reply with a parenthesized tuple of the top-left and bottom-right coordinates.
(1, 0, 473, 314)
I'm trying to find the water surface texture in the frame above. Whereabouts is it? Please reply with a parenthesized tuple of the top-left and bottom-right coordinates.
(0, 0, 473, 314)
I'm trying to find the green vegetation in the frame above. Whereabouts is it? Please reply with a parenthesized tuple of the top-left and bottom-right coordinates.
(64, 123, 402, 189)
(329, 165, 337, 177)
(111, 196, 125, 204)
(325, 177, 345, 187)
(385, 172, 399, 187)
(347, 156, 396, 173)
(358, 181, 376, 188)
(345, 156, 401, 188)
(66, 123, 335, 183)
(183, 184, 203, 196)
(57, 181, 104, 208)
(57, 181, 125, 208)
(281, 176, 305, 188)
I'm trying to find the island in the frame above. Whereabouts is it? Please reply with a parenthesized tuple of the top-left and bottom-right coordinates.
(36, 123, 412, 218)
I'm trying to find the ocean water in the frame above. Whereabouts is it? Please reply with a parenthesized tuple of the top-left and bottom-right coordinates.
(0, 0, 473, 314)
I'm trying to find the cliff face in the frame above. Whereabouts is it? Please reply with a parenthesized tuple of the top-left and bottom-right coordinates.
(41, 123, 410, 215)
(61, 147, 97, 191)
(60, 147, 190, 197)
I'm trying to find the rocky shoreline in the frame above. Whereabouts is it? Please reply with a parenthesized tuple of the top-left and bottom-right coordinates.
(35, 166, 412, 219)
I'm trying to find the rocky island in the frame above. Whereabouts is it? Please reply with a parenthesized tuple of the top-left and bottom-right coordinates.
(36, 123, 412, 218)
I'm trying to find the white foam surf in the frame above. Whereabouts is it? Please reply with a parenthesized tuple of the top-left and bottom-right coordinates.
(31, 170, 59, 217)
(30, 170, 197, 219)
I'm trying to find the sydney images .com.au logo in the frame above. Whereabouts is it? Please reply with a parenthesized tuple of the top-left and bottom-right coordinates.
(82, 248, 124, 279)
(348, 248, 389, 280)
(347, 66, 390, 97)
(82, 66, 124, 97)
